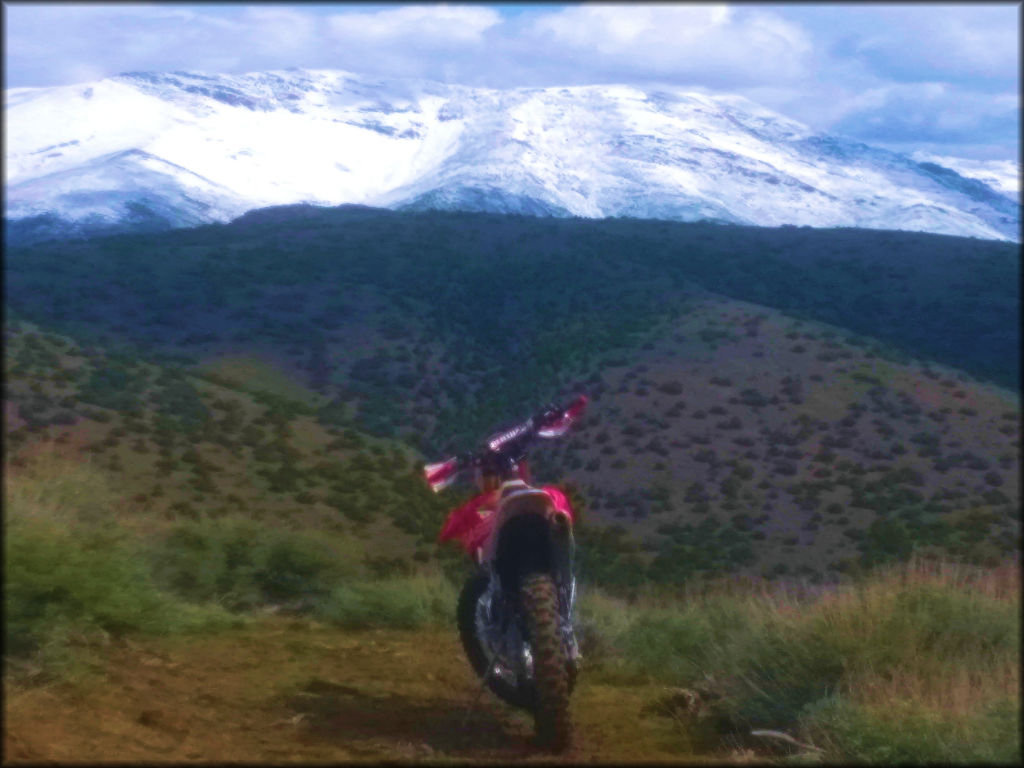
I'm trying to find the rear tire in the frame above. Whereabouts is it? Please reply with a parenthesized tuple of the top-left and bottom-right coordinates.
(520, 572, 572, 752)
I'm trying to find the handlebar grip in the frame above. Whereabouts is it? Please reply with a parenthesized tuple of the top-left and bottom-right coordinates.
(424, 456, 463, 492)
(535, 393, 587, 438)
(535, 394, 588, 427)
(428, 394, 589, 489)
(564, 393, 588, 420)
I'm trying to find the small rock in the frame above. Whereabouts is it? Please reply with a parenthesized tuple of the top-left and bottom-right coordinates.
(136, 708, 188, 736)
(642, 687, 702, 719)
(137, 709, 163, 728)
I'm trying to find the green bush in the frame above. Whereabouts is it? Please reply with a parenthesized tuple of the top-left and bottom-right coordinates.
(317, 574, 455, 630)
(881, 584, 1018, 661)
(4, 457, 235, 678)
(576, 559, 1020, 761)
(5, 518, 179, 657)
(629, 600, 752, 680)
(576, 587, 633, 666)
(149, 517, 360, 611)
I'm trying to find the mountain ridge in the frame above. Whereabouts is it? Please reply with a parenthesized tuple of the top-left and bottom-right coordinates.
(5, 68, 1019, 243)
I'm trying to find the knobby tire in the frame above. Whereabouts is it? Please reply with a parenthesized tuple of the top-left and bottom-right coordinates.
(520, 572, 572, 752)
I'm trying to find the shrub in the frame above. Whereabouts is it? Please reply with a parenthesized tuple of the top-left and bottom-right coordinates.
(4, 453, 235, 677)
(149, 517, 360, 610)
(576, 587, 633, 665)
(318, 573, 455, 629)
(6, 515, 182, 659)
(658, 380, 684, 395)
(983, 471, 1004, 487)
(804, 696, 1019, 764)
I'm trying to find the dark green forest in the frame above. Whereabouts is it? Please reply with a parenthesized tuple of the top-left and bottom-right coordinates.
(5, 205, 1019, 447)
(4, 207, 1020, 591)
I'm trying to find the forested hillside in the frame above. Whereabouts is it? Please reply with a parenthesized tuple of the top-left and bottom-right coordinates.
(5, 207, 1019, 589)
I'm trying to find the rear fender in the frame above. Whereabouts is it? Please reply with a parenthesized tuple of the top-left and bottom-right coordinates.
(489, 488, 574, 597)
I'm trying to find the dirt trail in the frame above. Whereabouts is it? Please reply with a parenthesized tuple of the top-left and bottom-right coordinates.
(4, 617, 718, 764)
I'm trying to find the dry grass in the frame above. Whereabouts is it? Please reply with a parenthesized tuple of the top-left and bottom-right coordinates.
(872, 554, 1020, 601)
(4, 441, 109, 526)
(579, 554, 1020, 761)
(849, 659, 1019, 718)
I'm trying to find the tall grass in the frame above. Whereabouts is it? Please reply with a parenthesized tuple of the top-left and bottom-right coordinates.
(317, 572, 456, 630)
(578, 556, 1020, 763)
(6, 445, 1018, 760)
(4, 447, 237, 681)
(149, 518, 459, 629)
(4, 442, 458, 686)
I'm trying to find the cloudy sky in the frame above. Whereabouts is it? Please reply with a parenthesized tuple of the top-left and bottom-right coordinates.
(4, 2, 1019, 162)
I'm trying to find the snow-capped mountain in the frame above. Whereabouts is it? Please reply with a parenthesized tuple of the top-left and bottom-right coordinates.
(908, 152, 1019, 202)
(4, 69, 1019, 243)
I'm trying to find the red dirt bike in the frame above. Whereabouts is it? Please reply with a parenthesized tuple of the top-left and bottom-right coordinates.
(424, 395, 588, 752)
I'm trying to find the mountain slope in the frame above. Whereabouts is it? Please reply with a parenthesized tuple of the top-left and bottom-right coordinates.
(5, 69, 1019, 242)
(6, 206, 1019, 399)
(5, 210, 1019, 586)
(6, 148, 251, 241)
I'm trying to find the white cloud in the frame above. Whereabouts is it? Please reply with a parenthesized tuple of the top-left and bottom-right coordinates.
(327, 5, 501, 45)
(2, 3, 1017, 162)
(826, 80, 1019, 152)
(527, 5, 811, 86)
(532, 4, 733, 49)
(238, 7, 318, 53)
(829, 5, 1018, 87)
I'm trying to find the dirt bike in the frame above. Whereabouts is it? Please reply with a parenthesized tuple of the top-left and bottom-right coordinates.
(424, 394, 588, 752)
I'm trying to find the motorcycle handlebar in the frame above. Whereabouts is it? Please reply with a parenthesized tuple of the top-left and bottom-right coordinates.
(423, 395, 588, 491)
(510, 393, 588, 446)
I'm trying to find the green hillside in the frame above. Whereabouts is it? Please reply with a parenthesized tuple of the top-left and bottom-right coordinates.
(5, 207, 1018, 448)
(4, 208, 1020, 762)
(4, 207, 1020, 592)
(3, 319, 457, 556)
(4, 300, 1018, 591)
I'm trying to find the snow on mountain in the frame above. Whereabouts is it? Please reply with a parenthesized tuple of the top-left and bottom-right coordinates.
(909, 152, 1019, 202)
(7, 149, 251, 230)
(4, 69, 1019, 243)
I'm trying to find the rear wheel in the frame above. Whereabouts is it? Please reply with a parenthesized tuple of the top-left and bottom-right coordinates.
(520, 572, 572, 752)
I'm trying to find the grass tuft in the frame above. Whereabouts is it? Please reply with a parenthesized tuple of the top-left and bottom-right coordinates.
(317, 573, 456, 630)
